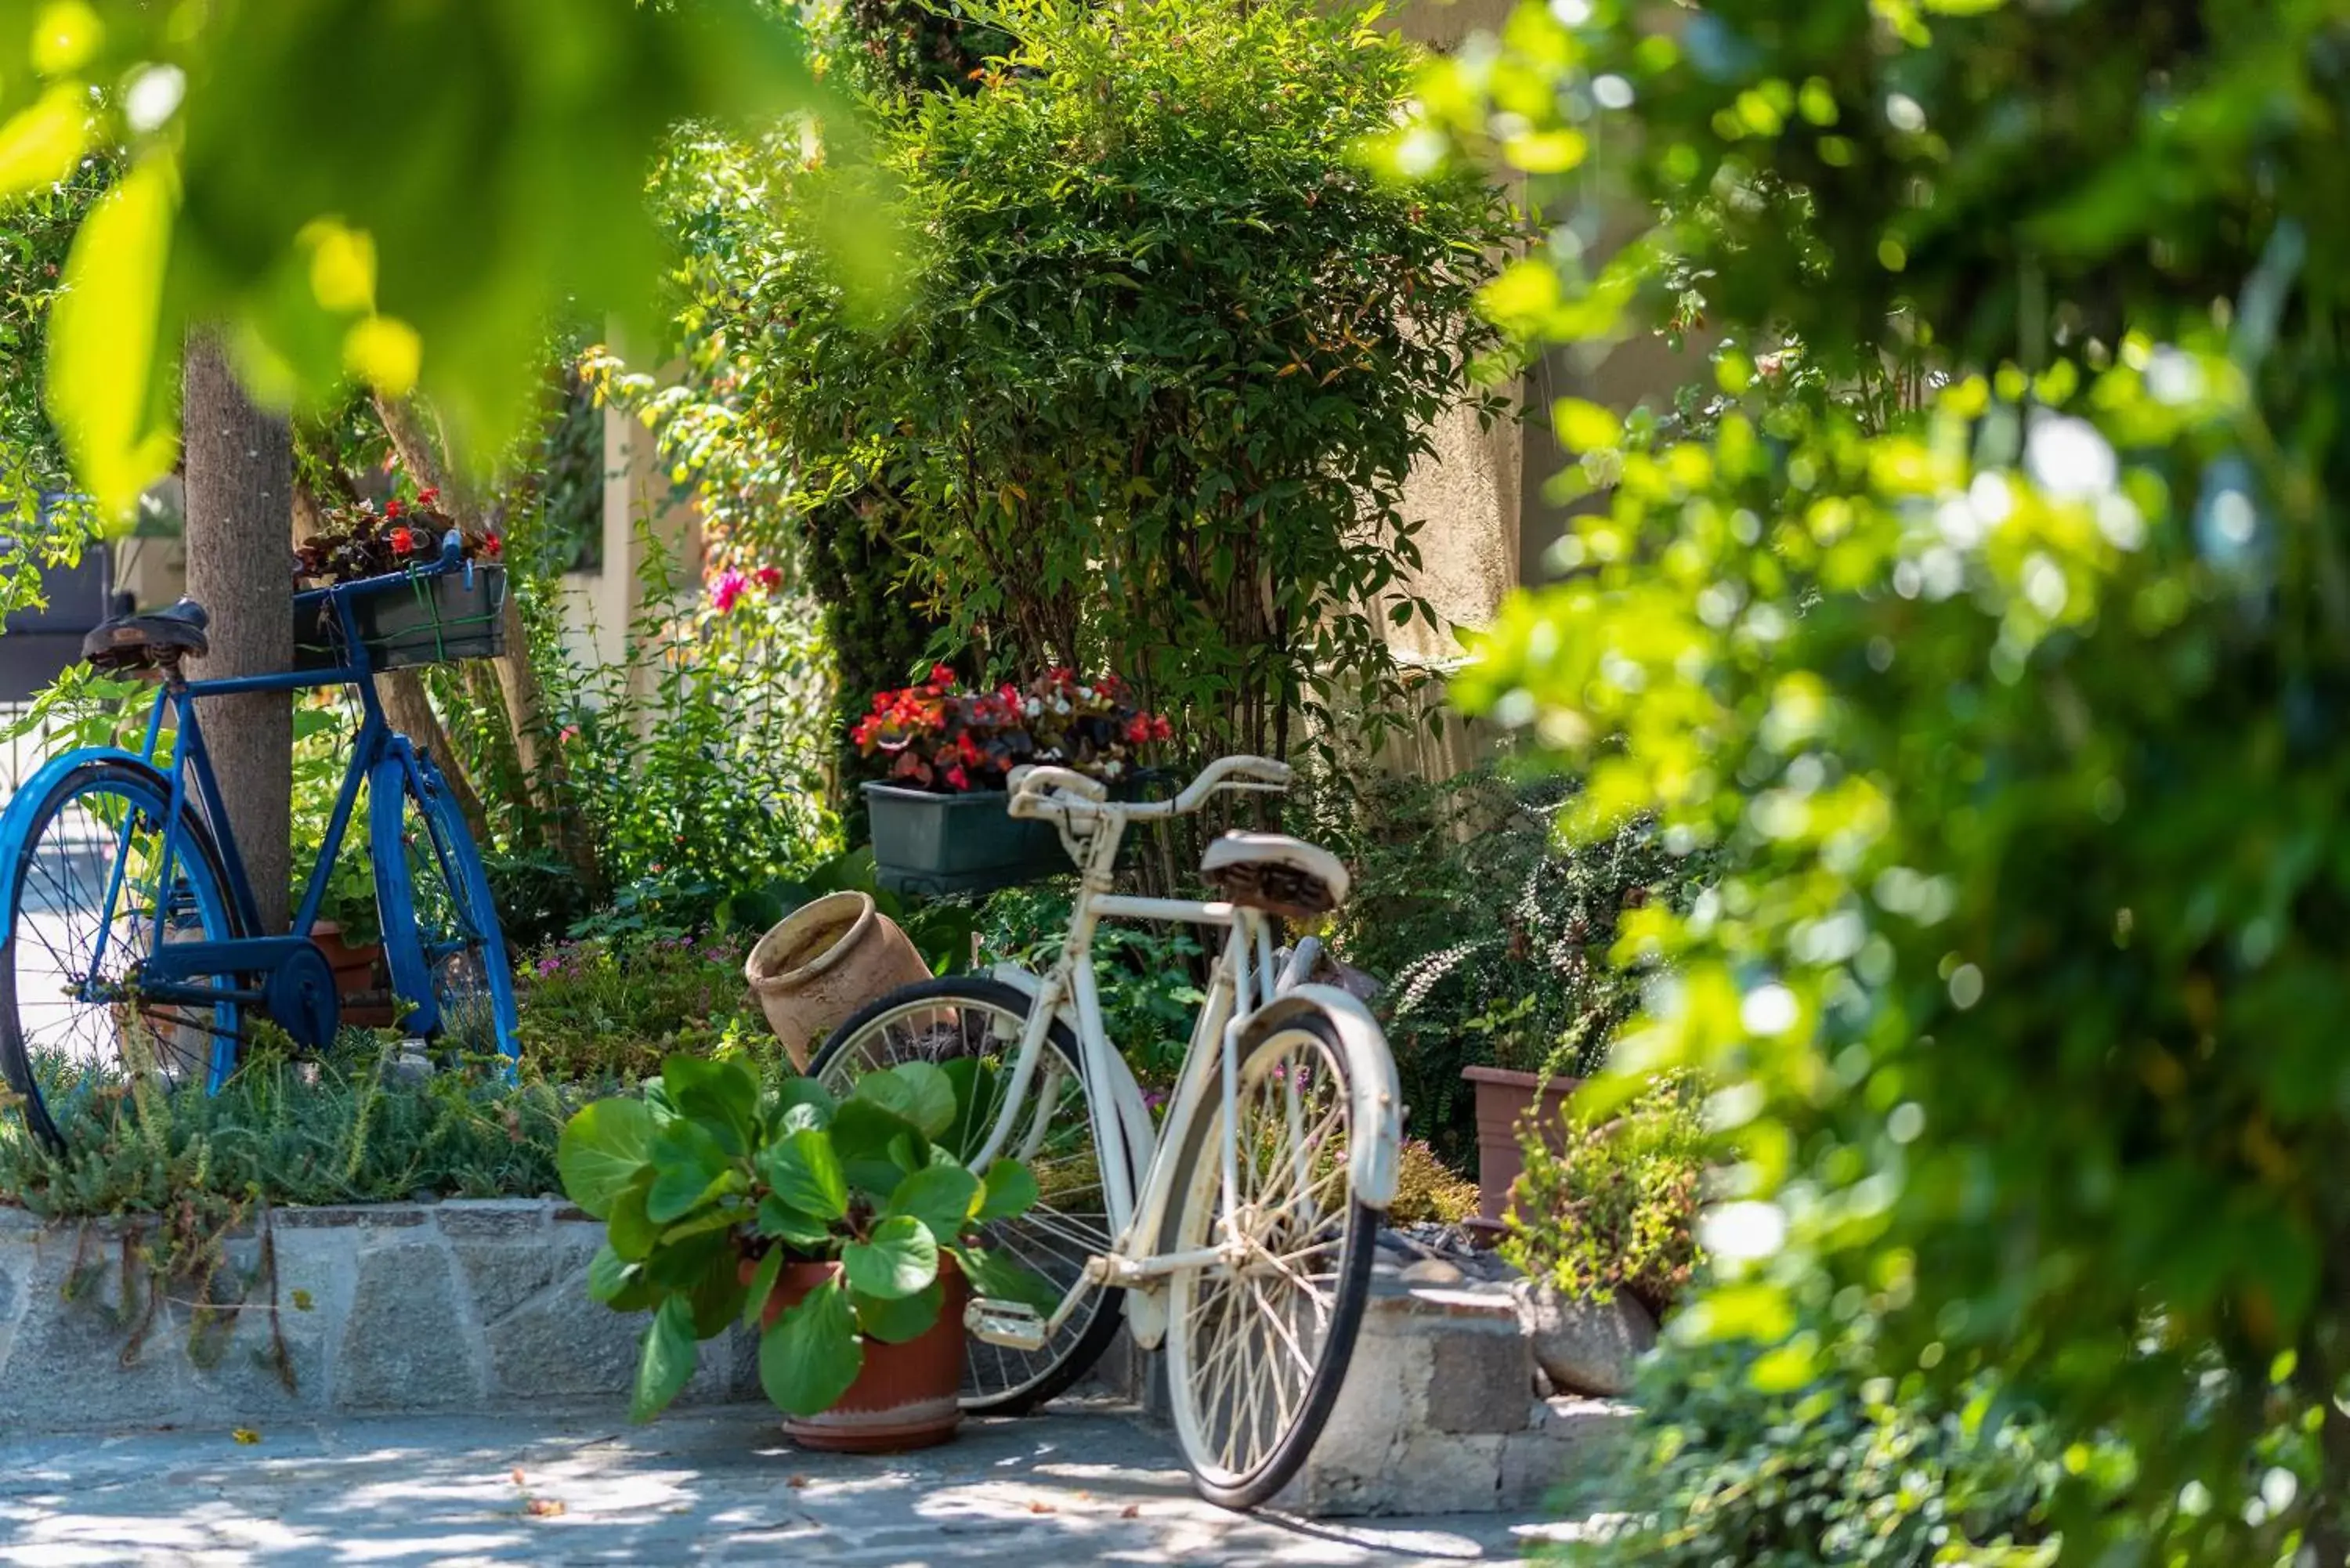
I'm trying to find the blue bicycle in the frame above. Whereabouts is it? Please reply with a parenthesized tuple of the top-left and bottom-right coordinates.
(0, 532, 519, 1149)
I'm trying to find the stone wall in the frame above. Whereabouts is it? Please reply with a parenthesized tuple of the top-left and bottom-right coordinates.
(0, 1200, 756, 1433)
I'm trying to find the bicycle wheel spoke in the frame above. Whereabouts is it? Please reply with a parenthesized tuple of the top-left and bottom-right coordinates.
(1165, 1017, 1375, 1504)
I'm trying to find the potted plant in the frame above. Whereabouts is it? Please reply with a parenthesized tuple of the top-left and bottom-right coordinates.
(851, 666, 1170, 896)
(292, 492, 508, 671)
(556, 1054, 1056, 1451)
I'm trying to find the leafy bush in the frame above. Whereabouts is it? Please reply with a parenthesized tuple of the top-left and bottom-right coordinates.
(1388, 1137, 1479, 1228)
(974, 881, 1204, 1085)
(1413, 0, 2350, 1549)
(1503, 1072, 1706, 1313)
(0, 1037, 567, 1219)
(514, 934, 773, 1082)
(636, 0, 1518, 773)
(557, 1057, 1054, 1420)
(1300, 768, 1701, 1164)
(1562, 1331, 2061, 1568)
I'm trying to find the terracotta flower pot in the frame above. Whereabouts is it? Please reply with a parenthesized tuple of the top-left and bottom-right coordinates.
(743, 891, 932, 1071)
(755, 1255, 968, 1453)
(1461, 1064, 1582, 1246)
(309, 919, 396, 1029)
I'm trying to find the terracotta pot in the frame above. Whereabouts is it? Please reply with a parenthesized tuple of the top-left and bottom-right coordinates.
(1461, 1064, 1582, 1246)
(743, 891, 931, 1071)
(310, 920, 395, 1029)
(754, 1255, 967, 1453)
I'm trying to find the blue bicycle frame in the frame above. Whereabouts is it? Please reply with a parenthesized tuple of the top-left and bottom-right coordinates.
(58, 544, 500, 1089)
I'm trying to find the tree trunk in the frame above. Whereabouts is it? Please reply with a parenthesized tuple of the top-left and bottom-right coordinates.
(291, 477, 489, 847)
(370, 392, 599, 892)
(182, 334, 295, 934)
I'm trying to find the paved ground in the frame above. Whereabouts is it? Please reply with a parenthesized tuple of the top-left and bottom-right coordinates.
(0, 1400, 1579, 1566)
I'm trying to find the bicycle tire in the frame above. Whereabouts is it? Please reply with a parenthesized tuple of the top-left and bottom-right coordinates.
(1157, 1012, 1377, 1509)
(373, 756, 517, 1061)
(813, 975, 1126, 1416)
(0, 758, 245, 1151)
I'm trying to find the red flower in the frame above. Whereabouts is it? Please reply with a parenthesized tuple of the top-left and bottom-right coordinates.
(389, 526, 417, 555)
(418, 486, 439, 507)
(754, 565, 783, 591)
(956, 732, 984, 765)
(928, 662, 956, 688)
(483, 533, 503, 558)
(1124, 717, 1152, 745)
(1151, 714, 1173, 741)
(385, 498, 404, 518)
(945, 764, 971, 791)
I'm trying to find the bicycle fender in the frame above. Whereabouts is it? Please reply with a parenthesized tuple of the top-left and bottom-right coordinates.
(0, 748, 166, 936)
(1242, 985, 1403, 1210)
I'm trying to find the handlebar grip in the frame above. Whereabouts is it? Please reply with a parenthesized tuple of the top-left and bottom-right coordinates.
(1007, 764, 1108, 818)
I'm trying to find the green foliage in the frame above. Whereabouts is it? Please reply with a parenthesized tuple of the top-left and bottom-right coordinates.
(807, 0, 1009, 99)
(0, 1037, 566, 1219)
(976, 881, 1204, 1084)
(1564, 1329, 2061, 1568)
(513, 934, 772, 1083)
(1, 0, 830, 516)
(1502, 1071, 1706, 1312)
(1386, 1136, 1479, 1229)
(0, 153, 104, 616)
(557, 1057, 1049, 1421)
(1408, 0, 2350, 1554)
(1300, 768, 1698, 1163)
(637, 0, 1518, 772)
(287, 703, 380, 945)
(533, 522, 839, 941)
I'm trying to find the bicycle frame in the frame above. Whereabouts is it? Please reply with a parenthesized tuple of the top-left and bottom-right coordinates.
(962, 789, 1310, 1341)
(72, 558, 476, 1079)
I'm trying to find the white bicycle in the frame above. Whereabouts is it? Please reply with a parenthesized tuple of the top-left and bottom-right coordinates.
(812, 755, 1401, 1508)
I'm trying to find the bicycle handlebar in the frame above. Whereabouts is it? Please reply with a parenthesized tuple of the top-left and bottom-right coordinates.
(1006, 753, 1292, 822)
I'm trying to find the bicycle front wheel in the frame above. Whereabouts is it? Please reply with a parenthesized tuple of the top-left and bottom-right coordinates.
(0, 759, 244, 1149)
(372, 757, 516, 1061)
(813, 976, 1124, 1416)
(1159, 1012, 1376, 1509)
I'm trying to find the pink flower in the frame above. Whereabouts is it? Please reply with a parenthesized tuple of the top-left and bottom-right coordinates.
(945, 764, 971, 791)
(710, 568, 748, 613)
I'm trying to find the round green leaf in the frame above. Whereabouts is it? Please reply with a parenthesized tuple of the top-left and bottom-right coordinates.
(631, 1295, 700, 1424)
(557, 1097, 656, 1219)
(888, 1162, 978, 1242)
(854, 1061, 957, 1140)
(763, 1128, 850, 1221)
(759, 1274, 864, 1417)
(974, 1159, 1039, 1223)
(853, 1279, 945, 1345)
(842, 1214, 940, 1301)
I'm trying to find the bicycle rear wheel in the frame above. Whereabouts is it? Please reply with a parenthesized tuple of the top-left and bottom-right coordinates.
(813, 976, 1125, 1415)
(372, 755, 516, 1060)
(0, 760, 244, 1149)
(1159, 1013, 1376, 1509)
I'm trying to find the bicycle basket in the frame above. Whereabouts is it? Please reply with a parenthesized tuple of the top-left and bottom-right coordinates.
(293, 563, 508, 673)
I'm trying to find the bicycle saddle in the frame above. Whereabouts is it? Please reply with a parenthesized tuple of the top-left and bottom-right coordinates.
(82, 598, 210, 672)
(1201, 832, 1350, 919)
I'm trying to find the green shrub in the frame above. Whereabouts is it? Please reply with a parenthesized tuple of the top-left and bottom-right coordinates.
(1502, 1072, 1706, 1313)
(0, 1037, 567, 1219)
(513, 934, 774, 1082)
(1562, 1332, 2062, 1568)
(974, 881, 1205, 1086)
(1388, 1137, 1479, 1228)
(1301, 768, 1702, 1164)
(636, 0, 1519, 775)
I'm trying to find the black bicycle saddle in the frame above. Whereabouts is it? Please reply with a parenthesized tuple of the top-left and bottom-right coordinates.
(83, 598, 211, 672)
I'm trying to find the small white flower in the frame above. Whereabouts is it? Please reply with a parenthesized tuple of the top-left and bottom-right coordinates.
(1025, 698, 1043, 717)
(1697, 1201, 1788, 1262)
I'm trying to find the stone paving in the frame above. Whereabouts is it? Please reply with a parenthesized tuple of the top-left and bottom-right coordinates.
(0, 1400, 1592, 1566)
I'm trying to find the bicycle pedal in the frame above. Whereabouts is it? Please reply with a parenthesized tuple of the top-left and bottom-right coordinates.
(965, 1298, 1047, 1352)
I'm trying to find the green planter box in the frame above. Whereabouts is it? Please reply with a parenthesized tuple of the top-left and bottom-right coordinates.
(294, 565, 508, 673)
(863, 782, 1070, 898)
